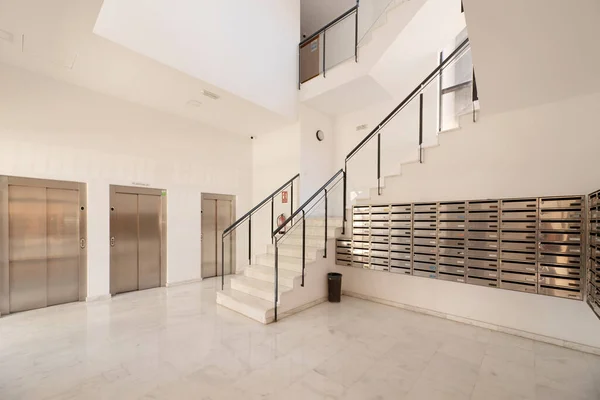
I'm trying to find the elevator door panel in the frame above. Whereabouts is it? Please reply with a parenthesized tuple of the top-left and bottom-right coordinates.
(114, 193, 138, 294)
(46, 188, 80, 306)
(138, 194, 161, 290)
(8, 186, 47, 312)
(201, 199, 217, 278)
(217, 199, 233, 276)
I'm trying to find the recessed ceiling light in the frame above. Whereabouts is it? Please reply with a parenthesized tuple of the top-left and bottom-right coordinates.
(186, 100, 202, 107)
(201, 90, 220, 100)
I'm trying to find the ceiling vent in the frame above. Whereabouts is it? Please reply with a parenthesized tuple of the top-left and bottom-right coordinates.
(356, 124, 368, 131)
(201, 90, 220, 100)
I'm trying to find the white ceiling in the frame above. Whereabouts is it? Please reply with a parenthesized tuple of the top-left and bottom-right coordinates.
(301, 0, 356, 38)
(303, 75, 392, 116)
(0, 0, 291, 136)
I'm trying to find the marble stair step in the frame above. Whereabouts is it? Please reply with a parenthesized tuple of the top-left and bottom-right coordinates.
(266, 243, 321, 260)
(230, 275, 291, 303)
(255, 253, 304, 272)
(216, 289, 274, 324)
(278, 225, 340, 238)
(302, 217, 344, 228)
(279, 234, 330, 247)
(244, 264, 299, 287)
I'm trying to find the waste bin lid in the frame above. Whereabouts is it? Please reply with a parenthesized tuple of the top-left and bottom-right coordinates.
(327, 272, 342, 279)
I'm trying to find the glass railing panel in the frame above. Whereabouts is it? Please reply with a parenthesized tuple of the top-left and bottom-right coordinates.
(324, 13, 357, 72)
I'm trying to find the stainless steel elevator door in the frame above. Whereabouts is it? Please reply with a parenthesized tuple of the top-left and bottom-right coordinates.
(201, 196, 234, 279)
(8, 186, 47, 312)
(138, 194, 161, 290)
(201, 199, 217, 278)
(113, 193, 139, 294)
(46, 188, 80, 306)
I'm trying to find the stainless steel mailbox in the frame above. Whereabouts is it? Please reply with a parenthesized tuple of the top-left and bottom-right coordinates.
(342, 194, 585, 302)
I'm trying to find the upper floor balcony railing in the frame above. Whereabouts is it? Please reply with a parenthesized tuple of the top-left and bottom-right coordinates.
(298, 0, 399, 88)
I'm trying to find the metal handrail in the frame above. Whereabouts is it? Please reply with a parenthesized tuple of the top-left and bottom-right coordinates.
(299, 2, 359, 87)
(273, 169, 344, 237)
(220, 173, 299, 290)
(223, 173, 299, 237)
(300, 5, 359, 47)
(345, 37, 470, 162)
(271, 169, 345, 322)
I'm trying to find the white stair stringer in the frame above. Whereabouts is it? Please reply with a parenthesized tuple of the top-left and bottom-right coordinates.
(352, 112, 476, 210)
(216, 218, 343, 324)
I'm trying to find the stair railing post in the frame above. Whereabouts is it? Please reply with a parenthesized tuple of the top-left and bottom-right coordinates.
(291, 180, 294, 216)
(323, 31, 327, 77)
(324, 189, 328, 258)
(419, 92, 424, 163)
(221, 235, 225, 290)
(355, 0, 359, 62)
(271, 196, 274, 244)
(342, 164, 347, 235)
(298, 45, 301, 90)
(302, 210, 306, 287)
(248, 215, 252, 265)
(377, 132, 381, 195)
(274, 237, 279, 322)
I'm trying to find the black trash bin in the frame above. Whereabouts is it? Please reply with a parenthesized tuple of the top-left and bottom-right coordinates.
(327, 272, 342, 302)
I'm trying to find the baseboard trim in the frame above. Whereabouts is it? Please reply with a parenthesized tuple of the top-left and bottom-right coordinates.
(269, 297, 328, 323)
(165, 278, 203, 288)
(342, 290, 600, 356)
(86, 294, 111, 303)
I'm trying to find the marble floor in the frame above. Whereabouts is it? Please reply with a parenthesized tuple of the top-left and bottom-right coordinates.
(1, 279, 599, 400)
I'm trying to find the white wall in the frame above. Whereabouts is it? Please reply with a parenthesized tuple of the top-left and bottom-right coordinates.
(251, 124, 301, 263)
(0, 63, 252, 298)
(463, 0, 600, 116)
(94, 0, 300, 119)
(331, 91, 600, 348)
(338, 267, 600, 349)
(367, 91, 600, 202)
(246, 105, 339, 263)
(299, 105, 336, 203)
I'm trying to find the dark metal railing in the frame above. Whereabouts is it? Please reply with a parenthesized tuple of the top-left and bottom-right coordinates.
(342, 38, 471, 228)
(221, 173, 299, 290)
(298, 2, 359, 88)
(270, 169, 345, 321)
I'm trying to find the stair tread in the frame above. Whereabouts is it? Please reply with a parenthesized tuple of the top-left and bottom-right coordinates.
(232, 275, 292, 292)
(269, 243, 322, 251)
(257, 253, 306, 264)
(247, 264, 301, 279)
(218, 289, 274, 311)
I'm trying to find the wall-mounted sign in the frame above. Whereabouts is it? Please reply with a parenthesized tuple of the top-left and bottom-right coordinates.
(311, 40, 318, 52)
(132, 182, 150, 187)
(282, 191, 288, 204)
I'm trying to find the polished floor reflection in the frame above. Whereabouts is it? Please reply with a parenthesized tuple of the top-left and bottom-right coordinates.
(1, 278, 599, 400)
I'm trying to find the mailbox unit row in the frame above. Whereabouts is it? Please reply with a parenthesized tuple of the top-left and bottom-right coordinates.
(336, 196, 584, 300)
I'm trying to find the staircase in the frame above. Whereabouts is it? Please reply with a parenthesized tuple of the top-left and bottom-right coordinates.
(354, 109, 477, 205)
(217, 36, 473, 325)
(217, 217, 343, 323)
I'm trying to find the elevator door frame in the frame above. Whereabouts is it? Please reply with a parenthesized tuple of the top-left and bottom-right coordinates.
(201, 193, 236, 279)
(0, 176, 87, 315)
(109, 185, 167, 296)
